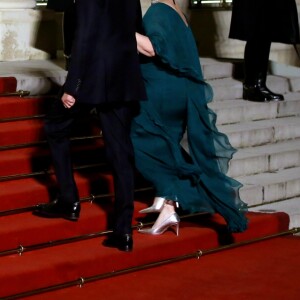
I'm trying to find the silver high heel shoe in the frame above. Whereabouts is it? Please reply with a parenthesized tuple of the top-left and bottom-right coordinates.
(138, 212, 180, 236)
(139, 197, 166, 214)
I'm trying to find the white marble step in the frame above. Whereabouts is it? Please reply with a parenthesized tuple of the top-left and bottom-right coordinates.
(218, 116, 300, 149)
(201, 57, 237, 80)
(208, 75, 291, 101)
(202, 57, 300, 92)
(229, 139, 300, 178)
(209, 92, 300, 125)
(290, 75, 300, 92)
(238, 166, 300, 207)
(0, 58, 298, 97)
(182, 136, 300, 179)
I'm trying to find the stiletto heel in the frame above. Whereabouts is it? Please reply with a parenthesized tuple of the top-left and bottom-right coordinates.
(174, 222, 179, 236)
(138, 212, 180, 236)
(139, 197, 166, 214)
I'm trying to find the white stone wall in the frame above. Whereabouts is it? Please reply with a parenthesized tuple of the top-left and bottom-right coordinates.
(0, 0, 299, 64)
(141, 0, 300, 66)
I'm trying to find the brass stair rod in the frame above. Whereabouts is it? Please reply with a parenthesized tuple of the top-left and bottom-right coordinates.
(200, 227, 300, 256)
(0, 207, 270, 257)
(0, 186, 154, 217)
(0, 135, 102, 151)
(0, 162, 108, 182)
(0, 90, 30, 97)
(0, 114, 45, 123)
(0, 230, 112, 258)
(85, 228, 300, 281)
(3, 227, 299, 300)
(0, 208, 208, 257)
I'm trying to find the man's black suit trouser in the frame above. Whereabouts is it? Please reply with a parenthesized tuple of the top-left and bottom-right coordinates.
(44, 98, 137, 235)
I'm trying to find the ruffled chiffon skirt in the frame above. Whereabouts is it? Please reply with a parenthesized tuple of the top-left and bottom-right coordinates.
(131, 63, 248, 233)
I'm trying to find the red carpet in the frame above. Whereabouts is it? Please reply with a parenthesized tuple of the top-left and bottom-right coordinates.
(0, 77, 17, 94)
(0, 96, 47, 119)
(26, 236, 300, 300)
(0, 213, 292, 298)
(0, 81, 297, 299)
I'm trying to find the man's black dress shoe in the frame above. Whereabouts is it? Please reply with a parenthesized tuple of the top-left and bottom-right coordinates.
(102, 233, 133, 252)
(34, 200, 80, 221)
(243, 84, 284, 102)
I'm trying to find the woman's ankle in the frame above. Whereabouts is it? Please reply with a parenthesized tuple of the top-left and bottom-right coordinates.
(162, 200, 176, 213)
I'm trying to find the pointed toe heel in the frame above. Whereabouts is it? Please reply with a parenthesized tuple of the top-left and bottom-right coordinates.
(138, 212, 180, 236)
(139, 197, 166, 214)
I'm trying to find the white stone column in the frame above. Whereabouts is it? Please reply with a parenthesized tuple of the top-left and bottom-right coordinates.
(0, 0, 58, 61)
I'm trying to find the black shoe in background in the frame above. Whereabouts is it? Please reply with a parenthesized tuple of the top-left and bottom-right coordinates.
(243, 83, 284, 102)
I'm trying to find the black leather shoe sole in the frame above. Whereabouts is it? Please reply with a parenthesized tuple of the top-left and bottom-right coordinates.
(243, 91, 269, 102)
(34, 209, 80, 221)
(243, 86, 284, 102)
(34, 202, 80, 221)
(102, 234, 133, 252)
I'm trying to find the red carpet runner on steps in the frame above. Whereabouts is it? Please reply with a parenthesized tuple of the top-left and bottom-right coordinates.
(0, 76, 298, 299)
(26, 235, 300, 300)
(0, 77, 17, 95)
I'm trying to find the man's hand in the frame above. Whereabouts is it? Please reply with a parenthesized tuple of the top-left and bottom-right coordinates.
(62, 93, 76, 108)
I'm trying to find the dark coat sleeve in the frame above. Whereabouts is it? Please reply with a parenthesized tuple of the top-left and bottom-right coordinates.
(63, 0, 99, 97)
(47, 0, 74, 12)
(63, 0, 146, 105)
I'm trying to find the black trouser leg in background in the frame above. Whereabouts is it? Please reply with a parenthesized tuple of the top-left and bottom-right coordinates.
(244, 38, 271, 86)
(243, 38, 284, 101)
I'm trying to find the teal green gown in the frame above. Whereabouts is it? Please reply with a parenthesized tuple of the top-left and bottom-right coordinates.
(131, 3, 248, 232)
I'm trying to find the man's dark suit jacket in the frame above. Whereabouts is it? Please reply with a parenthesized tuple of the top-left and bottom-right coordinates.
(47, 0, 74, 12)
(63, 0, 147, 105)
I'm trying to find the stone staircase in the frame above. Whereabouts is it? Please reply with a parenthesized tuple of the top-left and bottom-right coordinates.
(1, 57, 300, 220)
(0, 57, 299, 298)
(201, 58, 300, 227)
